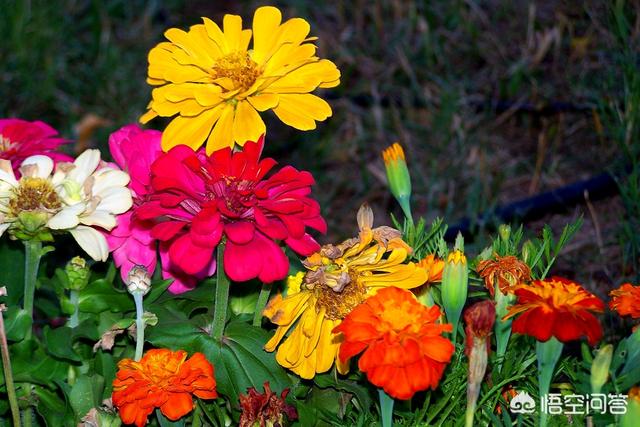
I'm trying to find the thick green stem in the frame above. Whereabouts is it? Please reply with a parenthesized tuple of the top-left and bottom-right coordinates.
(212, 242, 230, 340)
(68, 290, 79, 328)
(0, 308, 21, 427)
(537, 337, 563, 427)
(23, 241, 43, 337)
(133, 292, 145, 361)
(378, 389, 394, 427)
(252, 283, 271, 327)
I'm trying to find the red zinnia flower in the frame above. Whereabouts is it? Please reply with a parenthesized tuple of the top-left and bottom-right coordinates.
(503, 277, 605, 345)
(112, 349, 217, 427)
(333, 286, 454, 400)
(136, 136, 325, 283)
(609, 283, 640, 319)
(0, 118, 71, 176)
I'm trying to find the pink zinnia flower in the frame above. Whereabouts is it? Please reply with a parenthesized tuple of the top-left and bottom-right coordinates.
(0, 118, 71, 175)
(136, 136, 326, 283)
(106, 124, 210, 293)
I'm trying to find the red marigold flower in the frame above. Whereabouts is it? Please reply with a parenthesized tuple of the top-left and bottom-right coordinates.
(503, 277, 605, 345)
(333, 286, 454, 400)
(239, 382, 297, 427)
(609, 283, 640, 319)
(112, 349, 217, 427)
(136, 136, 325, 283)
(0, 118, 71, 176)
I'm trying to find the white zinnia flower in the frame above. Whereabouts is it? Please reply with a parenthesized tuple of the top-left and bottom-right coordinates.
(0, 150, 133, 261)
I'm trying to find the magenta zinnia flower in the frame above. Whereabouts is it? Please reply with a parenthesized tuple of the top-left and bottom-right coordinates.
(0, 118, 71, 175)
(106, 124, 213, 293)
(136, 136, 326, 283)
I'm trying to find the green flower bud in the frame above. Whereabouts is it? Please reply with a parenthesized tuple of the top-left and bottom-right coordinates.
(498, 224, 511, 242)
(441, 244, 468, 340)
(590, 344, 613, 394)
(382, 143, 412, 221)
(65, 256, 90, 291)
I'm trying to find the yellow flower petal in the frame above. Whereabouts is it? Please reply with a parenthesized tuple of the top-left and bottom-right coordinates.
(272, 93, 332, 130)
(232, 101, 265, 145)
(206, 104, 235, 153)
(223, 14, 244, 51)
(162, 108, 219, 151)
(202, 17, 228, 53)
(248, 93, 279, 112)
(251, 6, 282, 64)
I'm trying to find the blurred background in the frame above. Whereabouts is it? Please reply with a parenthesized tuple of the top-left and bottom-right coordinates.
(1, 0, 639, 298)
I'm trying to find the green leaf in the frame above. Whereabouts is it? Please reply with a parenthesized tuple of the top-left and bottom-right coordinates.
(146, 306, 291, 407)
(314, 373, 372, 411)
(145, 279, 173, 304)
(2, 307, 32, 342)
(10, 340, 69, 386)
(43, 326, 82, 362)
(157, 408, 186, 426)
(69, 375, 103, 421)
(0, 240, 25, 306)
(33, 384, 74, 427)
(78, 278, 134, 313)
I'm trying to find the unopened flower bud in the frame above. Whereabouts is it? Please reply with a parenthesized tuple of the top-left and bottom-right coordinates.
(498, 224, 511, 242)
(590, 344, 613, 394)
(521, 240, 535, 266)
(126, 266, 151, 296)
(464, 300, 496, 427)
(441, 235, 468, 338)
(382, 143, 412, 221)
(65, 256, 90, 291)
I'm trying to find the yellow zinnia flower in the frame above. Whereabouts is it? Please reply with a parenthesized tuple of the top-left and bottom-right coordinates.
(142, 6, 340, 153)
(263, 205, 427, 379)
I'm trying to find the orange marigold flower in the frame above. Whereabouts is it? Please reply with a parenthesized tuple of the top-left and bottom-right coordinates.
(630, 386, 640, 403)
(609, 283, 640, 319)
(476, 255, 531, 296)
(333, 286, 454, 400)
(112, 349, 217, 427)
(503, 277, 605, 345)
(417, 254, 444, 283)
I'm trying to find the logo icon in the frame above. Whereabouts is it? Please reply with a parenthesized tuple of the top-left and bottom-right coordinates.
(510, 391, 536, 414)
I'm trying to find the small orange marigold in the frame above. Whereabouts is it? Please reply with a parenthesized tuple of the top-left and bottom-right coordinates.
(609, 283, 640, 319)
(112, 349, 217, 427)
(333, 286, 454, 400)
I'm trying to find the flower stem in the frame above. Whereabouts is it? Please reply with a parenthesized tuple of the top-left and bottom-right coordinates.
(378, 389, 394, 427)
(212, 241, 230, 340)
(252, 283, 271, 327)
(133, 292, 145, 361)
(68, 290, 79, 328)
(536, 337, 563, 427)
(0, 307, 21, 427)
(23, 241, 43, 338)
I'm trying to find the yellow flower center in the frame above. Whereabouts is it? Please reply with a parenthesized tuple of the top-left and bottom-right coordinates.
(0, 135, 12, 152)
(211, 52, 260, 92)
(312, 275, 367, 321)
(9, 177, 61, 215)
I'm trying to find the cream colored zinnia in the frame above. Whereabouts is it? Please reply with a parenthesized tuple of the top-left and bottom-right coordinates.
(141, 6, 340, 153)
(0, 150, 132, 261)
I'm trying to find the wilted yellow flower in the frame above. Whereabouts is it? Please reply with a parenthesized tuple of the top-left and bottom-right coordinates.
(263, 205, 426, 379)
(142, 6, 340, 153)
